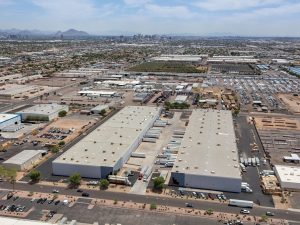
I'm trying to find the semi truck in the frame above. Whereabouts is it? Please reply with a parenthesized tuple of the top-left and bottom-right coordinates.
(240, 163, 246, 172)
(229, 199, 253, 208)
(131, 152, 146, 158)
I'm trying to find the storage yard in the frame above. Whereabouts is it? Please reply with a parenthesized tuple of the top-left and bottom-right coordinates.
(254, 116, 300, 166)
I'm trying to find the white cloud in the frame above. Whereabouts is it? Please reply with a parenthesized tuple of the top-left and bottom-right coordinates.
(123, 0, 151, 6)
(144, 4, 191, 18)
(31, 0, 96, 18)
(194, 0, 284, 11)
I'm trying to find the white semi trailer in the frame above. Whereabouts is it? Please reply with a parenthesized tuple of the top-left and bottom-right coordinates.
(229, 199, 253, 208)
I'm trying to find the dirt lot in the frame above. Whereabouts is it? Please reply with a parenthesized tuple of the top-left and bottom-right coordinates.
(278, 93, 300, 114)
(254, 116, 300, 131)
(32, 113, 97, 146)
(28, 77, 84, 87)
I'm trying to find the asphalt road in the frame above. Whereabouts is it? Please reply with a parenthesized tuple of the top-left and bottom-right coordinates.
(1, 182, 300, 222)
(225, 115, 273, 207)
(0, 195, 221, 225)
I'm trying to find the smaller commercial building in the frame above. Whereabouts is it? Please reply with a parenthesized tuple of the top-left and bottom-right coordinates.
(283, 154, 300, 164)
(3, 150, 44, 171)
(274, 165, 300, 190)
(174, 95, 188, 103)
(0, 84, 45, 99)
(90, 104, 109, 114)
(17, 103, 69, 122)
(0, 114, 21, 131)
(78, 90, 116, 98)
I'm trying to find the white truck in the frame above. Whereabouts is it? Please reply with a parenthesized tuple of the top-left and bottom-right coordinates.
(240, 163, 246, 172)
(229, 199, 253, 208)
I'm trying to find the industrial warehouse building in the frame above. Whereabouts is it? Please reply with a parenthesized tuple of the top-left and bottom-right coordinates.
(0, 114, 21, 131)
(17, 103, 69, 121)
(170, 109, 242, 192)
(52, 106, 161, 178)
(3, 150, 44, 171)
(274, 165, 300, 190)
(90, 104, 109, 114)
(0, 84, 45, 99)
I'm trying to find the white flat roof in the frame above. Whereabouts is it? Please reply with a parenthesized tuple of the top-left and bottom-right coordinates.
(171, 109, 241, 179)
(0, 217, 56, 225)
(0, 114, 19, 123)
(275, 165, 300, 184)
(91, 104, 109, 111)
(17, 103, 67, 115)
(152, 54, 202, 62)
(53, 106, 161, 167)
(175, 95, 188, 102)
(78, 90, 116, 95)
(0, 84, 40, 95)
(3, 150, 42, 166)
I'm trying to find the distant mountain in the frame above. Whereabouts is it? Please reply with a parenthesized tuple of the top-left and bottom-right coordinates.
(55, 29, 89, 37)
(0, 28, 89, 39)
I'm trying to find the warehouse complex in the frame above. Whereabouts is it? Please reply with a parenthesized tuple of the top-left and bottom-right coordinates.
(170, 109, 242, 192)
(17, 103, 69, 121)
(0, 113, 21, 131)
(274, 165, 300, 190)
(52, 106, 161, 178)
(3, 150, 44, 171)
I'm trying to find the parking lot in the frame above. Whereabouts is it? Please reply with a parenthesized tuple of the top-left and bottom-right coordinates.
(0, 190, 225, 225)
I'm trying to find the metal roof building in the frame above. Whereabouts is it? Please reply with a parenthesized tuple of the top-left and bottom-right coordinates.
(17, 103, 69, 121)
(0, 113, 21, 130)
(170, 109, 242, 192)
(274, 165, 300, 190)
(52, 106, 161, 178)
(3, 150, 43, 171)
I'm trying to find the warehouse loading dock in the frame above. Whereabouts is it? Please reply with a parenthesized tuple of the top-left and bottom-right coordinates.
(170, 109, 242, 193)
(52, 106, 161, 179)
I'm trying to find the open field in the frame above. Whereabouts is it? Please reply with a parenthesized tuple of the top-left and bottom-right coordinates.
(28, 77, 84, 87)
(278, 93, 300, 114)
(128, 61, 201, 73)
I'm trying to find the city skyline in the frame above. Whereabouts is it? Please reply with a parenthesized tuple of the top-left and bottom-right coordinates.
(0, 0, 300, 36)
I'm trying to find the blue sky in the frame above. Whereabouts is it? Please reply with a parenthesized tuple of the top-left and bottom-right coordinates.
(0, 0, 300, 36)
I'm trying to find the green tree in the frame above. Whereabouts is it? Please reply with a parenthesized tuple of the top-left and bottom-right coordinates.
(100, 179, 109, 189)
(0, 166, 17, 191)
(28, 170, 41, 183)
(206, 208, 214, 215)
(51, 145, 60, 154)
(68, 173, 81, 187)
(58, 141, 65, 147)
(153, 176, 165, 191)
(150, 203, 157, 210)
(233, 108, 240, 117)
(99, 109, 106, 117)
(260, 214, 268, 222)
(58, 110, 67, 117)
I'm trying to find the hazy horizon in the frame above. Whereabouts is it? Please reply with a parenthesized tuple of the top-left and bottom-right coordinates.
(1, 0, 300, 36)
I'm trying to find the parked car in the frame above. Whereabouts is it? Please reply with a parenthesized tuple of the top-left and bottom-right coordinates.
(185, 203, 193, 208)
(240, 209, 250, 214)
(82, 192, 89, 197)
(208, 193, 215, 200)
(54, 200, 60, 205)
